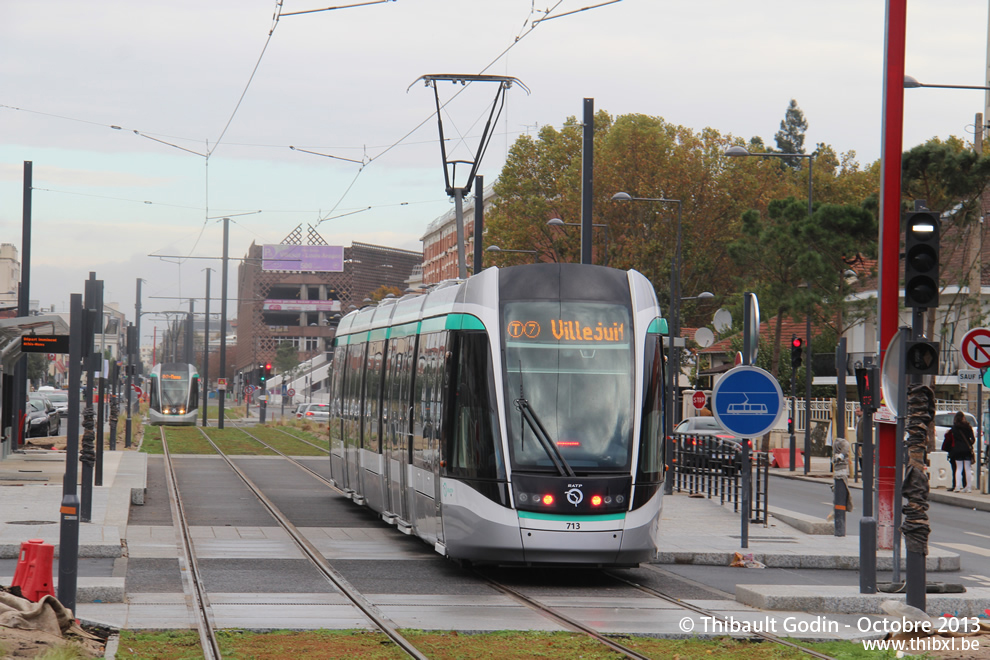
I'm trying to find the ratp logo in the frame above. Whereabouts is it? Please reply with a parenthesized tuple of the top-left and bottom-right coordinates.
(565, 487, 584, 506)
(441, 481, 454, 500)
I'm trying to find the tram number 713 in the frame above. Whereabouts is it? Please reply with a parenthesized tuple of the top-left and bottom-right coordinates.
(566, 522, 581, 530)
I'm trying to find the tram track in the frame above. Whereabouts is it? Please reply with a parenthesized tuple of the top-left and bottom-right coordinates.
(159, 423, 428, 659)
(178, 422, 838, 659)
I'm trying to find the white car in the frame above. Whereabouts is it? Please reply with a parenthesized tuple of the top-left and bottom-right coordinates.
(295, 403, 330, 420)
(934, 410, 981, 453)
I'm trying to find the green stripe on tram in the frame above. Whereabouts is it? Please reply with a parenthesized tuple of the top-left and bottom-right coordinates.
(368, 328, 388, 342)
(648, 318, 668, 335)
(517, 511, 626, 522)
(446, 313, 484, 330)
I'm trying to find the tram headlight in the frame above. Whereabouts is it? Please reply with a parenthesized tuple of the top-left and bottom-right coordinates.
(541, 494, 554, 506)
(518, 493, 529, 503)
(591, 495, 602, 507)
(604, 496, 613, 504)
(615, 495, 625, 504)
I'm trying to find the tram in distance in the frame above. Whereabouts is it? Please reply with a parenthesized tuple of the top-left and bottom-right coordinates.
(148, 362, 200, 426)
(328, 262, 667, 566)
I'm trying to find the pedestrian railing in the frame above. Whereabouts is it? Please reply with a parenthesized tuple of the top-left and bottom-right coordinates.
(671, 433, 769, 524)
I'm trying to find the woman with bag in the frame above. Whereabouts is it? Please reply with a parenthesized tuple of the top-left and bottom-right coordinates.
(948, 411, 976, 493)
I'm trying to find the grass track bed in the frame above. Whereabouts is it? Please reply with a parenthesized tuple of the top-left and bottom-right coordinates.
(141, 426, 215, 454)
(247, 426, 327, 456)
(203, 427, 276, 456)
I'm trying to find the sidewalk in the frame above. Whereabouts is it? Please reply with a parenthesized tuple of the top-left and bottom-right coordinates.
(2, 444, 988, 620)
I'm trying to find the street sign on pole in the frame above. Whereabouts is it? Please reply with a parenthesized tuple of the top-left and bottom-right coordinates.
(958, 370, 980, 384)
(711, 365, 784, 438)
(287, 388, 296, 397)
(960, 328, 990, 369)
(217, 378, 227, 391)
(692, 391, 707, 410)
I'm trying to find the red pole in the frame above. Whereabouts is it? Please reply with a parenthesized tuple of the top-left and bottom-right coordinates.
(877, 0, 908, 550)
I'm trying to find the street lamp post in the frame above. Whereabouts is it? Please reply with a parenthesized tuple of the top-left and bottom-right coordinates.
(485, 245, 539, 263)
(725, 146, 815, 475)
(547, 218, 610, 266)
(611, 191, 683, 494)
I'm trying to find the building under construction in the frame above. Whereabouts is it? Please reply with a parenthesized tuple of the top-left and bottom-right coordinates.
(235, 225, 421, 376)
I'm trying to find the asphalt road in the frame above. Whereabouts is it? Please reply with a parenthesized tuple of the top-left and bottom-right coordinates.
(660, 474, 990, 597)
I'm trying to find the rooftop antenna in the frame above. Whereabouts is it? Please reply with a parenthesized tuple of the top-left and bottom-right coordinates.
(409, 74, 530, 278)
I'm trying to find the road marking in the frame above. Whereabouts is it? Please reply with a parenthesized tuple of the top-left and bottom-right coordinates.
(931, 541, 990, 557)
(964, 531, 990, 540)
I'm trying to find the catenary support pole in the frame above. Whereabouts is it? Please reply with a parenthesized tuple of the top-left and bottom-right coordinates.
(58, 293, 83, 614)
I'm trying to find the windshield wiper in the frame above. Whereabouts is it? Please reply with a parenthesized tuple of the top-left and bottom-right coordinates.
(514, 397, 576, 478)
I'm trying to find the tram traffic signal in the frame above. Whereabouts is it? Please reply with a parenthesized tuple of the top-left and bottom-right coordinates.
(905, 341, 939, 375)
(790, 336, 804, 370)
(264, 362, 272, 380)
(904, 211, 940, 308)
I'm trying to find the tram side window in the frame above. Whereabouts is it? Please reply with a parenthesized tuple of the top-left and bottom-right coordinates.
(445, 332, 504, 481)
(637, 333, 664, 483)
(344, 342, 366, 449)
(363, 340, 385, 453)
(189, 377, 199, 411)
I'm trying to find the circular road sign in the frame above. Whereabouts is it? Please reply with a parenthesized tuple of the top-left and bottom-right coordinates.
(960, 327, 990, 369)
(692, 391, 707, 410)
(711, 365, 784, 438)
(287, 388, 296, 397)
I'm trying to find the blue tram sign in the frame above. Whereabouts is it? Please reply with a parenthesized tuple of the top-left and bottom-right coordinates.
(711, 365, 784, 438)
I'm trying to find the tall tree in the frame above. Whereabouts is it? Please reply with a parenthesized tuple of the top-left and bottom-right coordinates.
(901, 138, 990, 338)
(727, 196, 876, 379)
(775, 99, 808, 169)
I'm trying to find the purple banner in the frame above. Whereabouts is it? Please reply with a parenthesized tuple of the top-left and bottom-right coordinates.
(262, 245, 344, 272)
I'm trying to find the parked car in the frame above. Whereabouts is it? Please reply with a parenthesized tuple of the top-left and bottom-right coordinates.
(672, 416, 752, 472)
(295, 403, 329, 421)
(25, 395, 60, 437)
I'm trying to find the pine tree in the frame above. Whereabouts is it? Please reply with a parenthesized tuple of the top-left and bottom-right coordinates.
(775, 99, 808, 169)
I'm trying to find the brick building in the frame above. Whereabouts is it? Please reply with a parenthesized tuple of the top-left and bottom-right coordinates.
(420, 184, 495, 284)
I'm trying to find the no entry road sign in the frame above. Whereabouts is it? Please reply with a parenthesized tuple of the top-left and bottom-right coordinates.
(961, 328, 990, 369)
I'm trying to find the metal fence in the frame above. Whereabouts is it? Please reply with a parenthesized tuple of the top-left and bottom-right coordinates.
(671, 434, 769, 524)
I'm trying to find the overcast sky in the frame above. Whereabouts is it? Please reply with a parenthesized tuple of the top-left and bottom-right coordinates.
(2, 0, 988, 347)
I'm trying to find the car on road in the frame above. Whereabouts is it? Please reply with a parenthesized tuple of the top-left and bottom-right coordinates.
(38, 389, 69, 418)
(25, 394, 60, 437)
(295, 403, 329, 421)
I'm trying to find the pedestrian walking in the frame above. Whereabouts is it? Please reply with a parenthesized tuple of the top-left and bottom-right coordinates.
(945, 411, 976, 493)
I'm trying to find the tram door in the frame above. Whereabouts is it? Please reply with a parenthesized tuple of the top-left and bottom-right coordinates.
(383, 336, 412, 523)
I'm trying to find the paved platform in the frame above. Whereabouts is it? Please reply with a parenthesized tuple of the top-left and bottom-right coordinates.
(4, 445, 990, 632)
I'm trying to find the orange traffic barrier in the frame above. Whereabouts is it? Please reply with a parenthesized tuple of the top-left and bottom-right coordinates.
(11, 539, 55, 602)
(770, 448, 804, 469)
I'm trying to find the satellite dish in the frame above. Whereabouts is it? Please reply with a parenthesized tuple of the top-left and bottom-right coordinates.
(694, 327, 715, 348)
(713, 309, 732, 333)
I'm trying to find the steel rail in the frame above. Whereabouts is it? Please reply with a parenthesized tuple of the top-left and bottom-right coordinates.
(475, 571, 653, 660)
(191, 426, 427, 660)
(159, 427, 223, 659)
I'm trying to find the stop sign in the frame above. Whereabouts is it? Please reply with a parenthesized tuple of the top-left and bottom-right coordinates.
(692, 391, 707, 410)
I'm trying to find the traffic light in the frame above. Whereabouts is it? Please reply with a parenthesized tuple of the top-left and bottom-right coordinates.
(787, 416, 794, 434)
(905, 341, 939, 375)
(264, 362, 273, 380)
(854, 365, 879, 411)
(790, 336, 804, 370)
(904, 211, 940, 308)
(258, 365, 266, 383)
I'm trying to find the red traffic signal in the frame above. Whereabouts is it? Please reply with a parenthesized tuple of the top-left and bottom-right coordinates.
(790, 336, 804, 369)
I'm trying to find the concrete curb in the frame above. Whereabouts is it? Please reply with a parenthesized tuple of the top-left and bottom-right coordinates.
(2, 576, 125, 603)
(768, 506, 834, 535)
(657, 549, 959, 572)
(0, 540, 122, 559)
(737, 584, 990, 616)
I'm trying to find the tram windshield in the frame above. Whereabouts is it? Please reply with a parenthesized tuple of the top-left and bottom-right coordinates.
(502, 301, 633, 473)
(159, 368, 190, 407)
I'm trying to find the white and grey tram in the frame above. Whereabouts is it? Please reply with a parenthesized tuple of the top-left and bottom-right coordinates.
(148, 362, 200, 426)
(328, 263, 667, 565)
